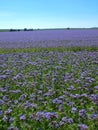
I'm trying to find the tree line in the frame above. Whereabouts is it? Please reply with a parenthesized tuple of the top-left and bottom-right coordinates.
(10, 28, 34, 32)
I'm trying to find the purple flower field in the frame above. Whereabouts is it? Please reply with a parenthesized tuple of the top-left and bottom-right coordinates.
(0, 29, 98, 129)
(0, 29, 98, 48)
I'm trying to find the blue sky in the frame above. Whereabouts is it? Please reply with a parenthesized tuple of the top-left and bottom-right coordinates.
(0, 0, 98, 29)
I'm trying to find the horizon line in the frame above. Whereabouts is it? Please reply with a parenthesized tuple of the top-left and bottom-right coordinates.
(0, 27, 98, 30)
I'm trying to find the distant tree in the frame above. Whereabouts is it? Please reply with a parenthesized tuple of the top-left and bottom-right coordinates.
(9, 29, 13, 32)
(10, 29, 16, 32)
(66, 27, 70, 30)
(29, 28, 33, 31)
(27, 28, 33, 31)
(24, 28, 27, 31)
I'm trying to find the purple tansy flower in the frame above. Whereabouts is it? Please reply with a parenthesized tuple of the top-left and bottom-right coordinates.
(20, 115, 26, 121)
(90, 94, 96, 101)
(43, 112, 51, 120)
(30, 103, 37, 108)
(36, 112, 42, 117)
(5, 85, 10, 90)
(63, 91, 69, 95)
(58, 104, 64, 111)
(67, 85, 75, 91)
(0, 110, 3, 115)
(30, 114, 34, 119)
(19, 94, 26, 101)
(0, 88, 6, 93)
(30, 93, 34, 98)
(13, 73, 23, 80)
(94, 86, 98, 90)
(42, 112, 58, 120)
(9, 117, 14, 123)
(59, 121, 64, 126)
(38, 90, 42, 94)
(3, 96, 9, 101)
(81, 94, 88, 98)
(58, 95, 65, 99)
(52, 121, 59, 128)
(75, 94, 80, 98)
(8, 126, 19, 130)
(62, 117, 73, 124)
(52, 98, 63, 104)
(78, 124, 88, 130)
(24, 102, 31, 109)
(89, 114, 98, 120)
(54, 123, 59, 128)
(6, 100, 12, 106)
(49, 112, 58, 118)
(36, 112, 41, 121)
(90, 94, 98, 104)
(71, 107, 77, 113)
(79, 109, 87, 118)
(70, 94, 76, 98)
(95, 94, 98, 103)
(62, 117, 67, 122)
(0, 99, 4, 105)
(67, 101, 75, 107)
(14, 100, 18, 104)
(89, 107, 94, 112)
(43, 92, 50, 97)
(66, 118, 73, 124)
(74, 79, 81, 84)
(2, 115, 8, 122)
(0, 75, 7, 80)
(5, 108, 12, 115)
(36, 111, 58, 121)
(10, 90, 21, 94)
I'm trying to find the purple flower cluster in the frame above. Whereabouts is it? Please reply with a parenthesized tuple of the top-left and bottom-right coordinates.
(19, 115, 26, 121)
(61, 117, 73, 124)
(78, 124, 88, 130)
(0, 50, 98, 129)
(52, 98, 63, 104)
(0, 29, 98, 48)
(36, 111, 58, 121)
(79, 109, 87, 118)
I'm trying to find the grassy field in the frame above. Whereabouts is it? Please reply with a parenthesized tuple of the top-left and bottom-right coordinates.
(0, 46, 98, 54)
(0, 47, 98, 130)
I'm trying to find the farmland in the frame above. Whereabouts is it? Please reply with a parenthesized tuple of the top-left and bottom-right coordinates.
(0, 29, 98, 130)
(0, 29, 98, 48)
